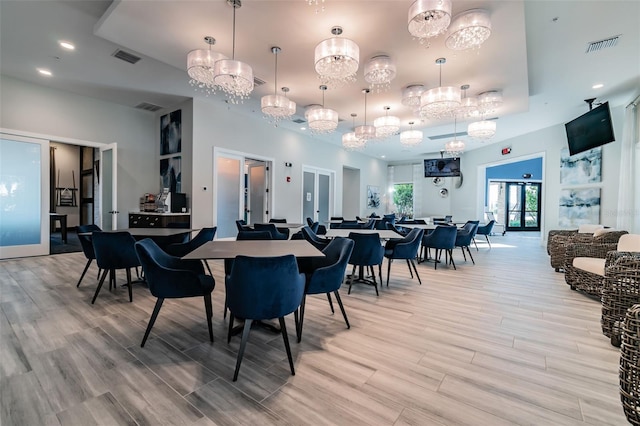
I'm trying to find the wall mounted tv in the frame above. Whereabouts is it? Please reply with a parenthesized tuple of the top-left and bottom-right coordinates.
(565, 102, 615, 156)
(424, 157, 461, 177)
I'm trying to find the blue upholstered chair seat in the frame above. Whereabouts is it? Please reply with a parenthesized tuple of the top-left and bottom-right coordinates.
(420, 225, 457, 270)
(347, 232, 384, 296)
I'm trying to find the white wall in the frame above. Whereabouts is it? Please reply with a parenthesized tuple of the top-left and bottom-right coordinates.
(1, 75, 158, 229)
(189, 97, 388, 229)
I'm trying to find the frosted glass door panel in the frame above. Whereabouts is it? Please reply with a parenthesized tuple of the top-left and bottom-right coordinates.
(0, 136, 48, 258)
(318, 173, 330, 224)
(99, 144, 117, 230)
(302, 171, 315, 221)
(248, 164, 265, 225)
(217, 156, 242, 238)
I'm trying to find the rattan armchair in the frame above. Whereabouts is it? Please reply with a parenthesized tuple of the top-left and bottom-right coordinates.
(563, 231, 630, 295)
(620, 303, 640, 425)
(547, 229, 578, 271)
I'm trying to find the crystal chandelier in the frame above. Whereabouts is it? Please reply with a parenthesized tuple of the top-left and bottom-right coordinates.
(400, 121, 423, 147)
(307, 0, 325, 14)
(214, 0, 254, 103)
(478, 90, 503, 114)
(407, 0, 452, 45)
(314, 26, 359, 88)
(456, 84, 479, 119)
(355, 89, 376, 142)
(343, 114, 366, 150)
(305, 85, 339, 134)
(401, 84, 425, 108)
(446, 9, 492, 51)
(261, 47, 296, 125)
(420, 58, 460, 119)
(374, 106, 400, 138)
(187, 36, 227, 95)
(468, 119, 496, 140)
(364, 55, 396, 92)
(444, 118, 465, 157)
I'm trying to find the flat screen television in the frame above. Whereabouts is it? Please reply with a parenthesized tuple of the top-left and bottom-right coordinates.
(424, 157, 461, 177)
(565, 102, 615, 156)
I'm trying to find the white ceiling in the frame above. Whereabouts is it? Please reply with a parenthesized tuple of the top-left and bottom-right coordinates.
(1, 1, 638, 162)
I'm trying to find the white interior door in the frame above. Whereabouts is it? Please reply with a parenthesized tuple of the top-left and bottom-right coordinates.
(302, 166, 333, 224)
(99, 143, 118, 230)
(248, 161, 266, 225)
(0, 134, 49, 258)
(215, 153, 244, 239)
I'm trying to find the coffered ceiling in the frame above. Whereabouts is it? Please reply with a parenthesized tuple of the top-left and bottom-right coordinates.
(1, 1, 638, 162)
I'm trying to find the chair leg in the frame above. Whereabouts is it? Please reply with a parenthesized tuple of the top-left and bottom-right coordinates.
(204, 294, 214, 343)
(371, 269, 379, 296)
(434, 249, 439, 270)
(473, 237, 479, 251)
(297, 295, 307, 343)
(203, 260, 213, 276)
(126, 268, 133, 302)
(141, 298, 164, 347)
(334, 291, 350, 329)
(92, 269, 109, 304)
(77, 259, 93, 287)
(386, 258, 392, 287)
(348, 265, 356, 294)
(405, 259, 414, 279)
(233, 320, 253, 382)
(279, 317, 295, 376)
(448, 250, 456, 270)
(326, 292, 334, 313)
(410, 259, 422, 285)
(378, 264, 383, 288)
(460, 246, 467, 261)
(466, 246, 475, 265)
(485, 235, 492, 249)
(227, 314, 235, 344)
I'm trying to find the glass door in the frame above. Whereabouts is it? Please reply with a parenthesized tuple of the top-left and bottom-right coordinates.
(302, 167, 333, 225)
(505, 182, 541, 231)
(0, 134, 49, 258)
(99, 143, 118, 230)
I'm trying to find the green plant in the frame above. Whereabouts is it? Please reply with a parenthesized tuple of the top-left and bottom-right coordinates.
(393, 183, 413, 218)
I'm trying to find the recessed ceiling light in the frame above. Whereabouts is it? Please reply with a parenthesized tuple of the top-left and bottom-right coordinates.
(381, 155, 386, 158)
(59, 41, 75, 50)
(38, 68, 52, 76)
(592, 83, 604, 89)
(300, 127, 306, 131)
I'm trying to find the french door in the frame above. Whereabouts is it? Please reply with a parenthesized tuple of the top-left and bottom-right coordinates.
(99, 143, 118, 230)
(302, 167, 333, 225)
(505, 182, 541, 231)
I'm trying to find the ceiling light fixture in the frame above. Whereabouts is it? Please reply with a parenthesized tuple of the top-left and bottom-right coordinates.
(445, 118, 465, 157)
(400, 121, 423, 147)
(355, 89, 376, 142)
(364, 55, 396, 92)
(446, 9, 492, 51)
(420, 58, 460, 119)
(374, 106, 400, 138)
(592, 83, 604, 89)
(59, 41, 75, 50)
(187, 36, 227, 95)
(407, 0, 452, 46)
(314, 26, 359, 88)
(261, 47, 296, 125)
(38, 68, 52, 76)
(343, 113, 366, 150)
(305, 85, 339, 134)
(214, 0, 254, 103)
(307, 0, 325, 14)
(468, 119, 496, 140)
(478, 90, 503, 114)
(401, 84, 425, 108)
(456, 84, 479, 119)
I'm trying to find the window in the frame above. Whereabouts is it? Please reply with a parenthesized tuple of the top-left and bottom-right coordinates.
(392, 183, 413, 219)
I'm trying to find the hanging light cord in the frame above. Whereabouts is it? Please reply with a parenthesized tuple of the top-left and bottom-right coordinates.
(321, 89, 325, 108)
(364, 91, 368, 125)
(231, 4, 236, 60)
(273, 51, 278, 95)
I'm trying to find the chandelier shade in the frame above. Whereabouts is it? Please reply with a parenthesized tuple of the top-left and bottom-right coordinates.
(213, 0, 254, 102)
(445, 9, 492, 51)
(374, 106, 400, 138)
(261, 47, 296, 125)
(478, 90, 503, 113)
(419, 58, 460, 119)
(305, 105, 339, 133)
(187, 37, 227, 94)
(468, 120, 496, 139)
(445, 139, 465, 157)
(314, 27, 359, 87)
(401, 84, 425, 107)
(407, 0, 452, 44)
(364, 55, 396, 92)
(400, 122, 423, 147)
(355, 125, 377, 141)
(342, 132, 365, 150)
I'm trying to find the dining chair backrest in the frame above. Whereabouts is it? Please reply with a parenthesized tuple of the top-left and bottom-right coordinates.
(456, 222, 479, 247)
(77, 224, 101, 260)
(347, 232, 384, 267)
(236, 230, 273, 240)
(306, 237, 354, 294)
(339, 220, 364, 229)
(301, 225, 330, 250)
(444, 215, 453, 223)
(226, 255, 305, 320)
(389, 228, 424, 259)
(269, 218, 287, 223)
(461, 221, 480, 238)
(254, 223, 288, 240)
(422, 225, 457, 250)
(476, 220, 495, 236)
(165, 227, 217, 257)
(92, 231, 140, 270)
(363, 219, 376, 229)
(236, 219, 251, 232)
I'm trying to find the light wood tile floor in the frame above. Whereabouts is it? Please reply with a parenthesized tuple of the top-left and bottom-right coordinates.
(0, 232, 629, 425)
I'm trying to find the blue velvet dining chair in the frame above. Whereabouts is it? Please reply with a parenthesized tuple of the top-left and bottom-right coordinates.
(301, 225, 331, 251)
(91, 231, 141, 304)
(384, 227, 424, 286)
(269, 218, 287, 223)
(474, 220, 495, 250)
(135, 238, 215, 347)
(420, 225, 457, 270)
(306, 217, 327, 235)
(76, 224, 101, 288)
(164, 227, 217, 275)
(347, 232, 385, 296)
(225, 254, 305, 381)
(455, 221, 479, 264)
(254, 223, 288, 240)
(235, 219, 251, 232)
(297, 237, 354, 342)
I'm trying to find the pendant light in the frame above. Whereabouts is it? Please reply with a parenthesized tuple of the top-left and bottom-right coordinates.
(355, 89, 376, 142)
(305, 85, 339, 133)
(420, 58, 460, 119)
(261, 46, 296, 125)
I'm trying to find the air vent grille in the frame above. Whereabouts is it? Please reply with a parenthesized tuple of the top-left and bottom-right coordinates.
(586, 35, 620, 53)
(135, 102, 163, 112)
(291, 118, 306, 124)
(112, 49, 141, 64)
(253, 77, 266, 86)
(428, 131, 469, 140)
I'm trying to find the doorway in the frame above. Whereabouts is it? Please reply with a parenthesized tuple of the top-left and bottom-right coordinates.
(302, 166, 334, 225)
(505, 182, 542, 231)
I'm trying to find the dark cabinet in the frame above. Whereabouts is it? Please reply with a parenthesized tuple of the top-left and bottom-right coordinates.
(128, 213, 190, 228)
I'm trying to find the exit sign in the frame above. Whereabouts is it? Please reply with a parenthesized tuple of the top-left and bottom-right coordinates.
(501, 147, 511, 155)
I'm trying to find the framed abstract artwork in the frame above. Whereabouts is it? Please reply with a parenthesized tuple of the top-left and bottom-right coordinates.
(160, 109, 182, 155)
(160, 156, 181, 193)
(558, 187, 600, 227)
(559, 147, 601, 185)
(367, 185, 380, 208)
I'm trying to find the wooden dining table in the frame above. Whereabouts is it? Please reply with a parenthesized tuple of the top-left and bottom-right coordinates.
(324, 229, 401, 239)
(183, 239, 324, 260)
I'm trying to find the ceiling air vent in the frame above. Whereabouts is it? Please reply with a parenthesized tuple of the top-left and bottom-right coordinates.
(253, 76, 266, 86)
(112, 49, 141, 64)
(586, 35, 620, 53)
(135, 102, 163, 112)
(291, 118, 306, 124)
(428, 131, 469, 140)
